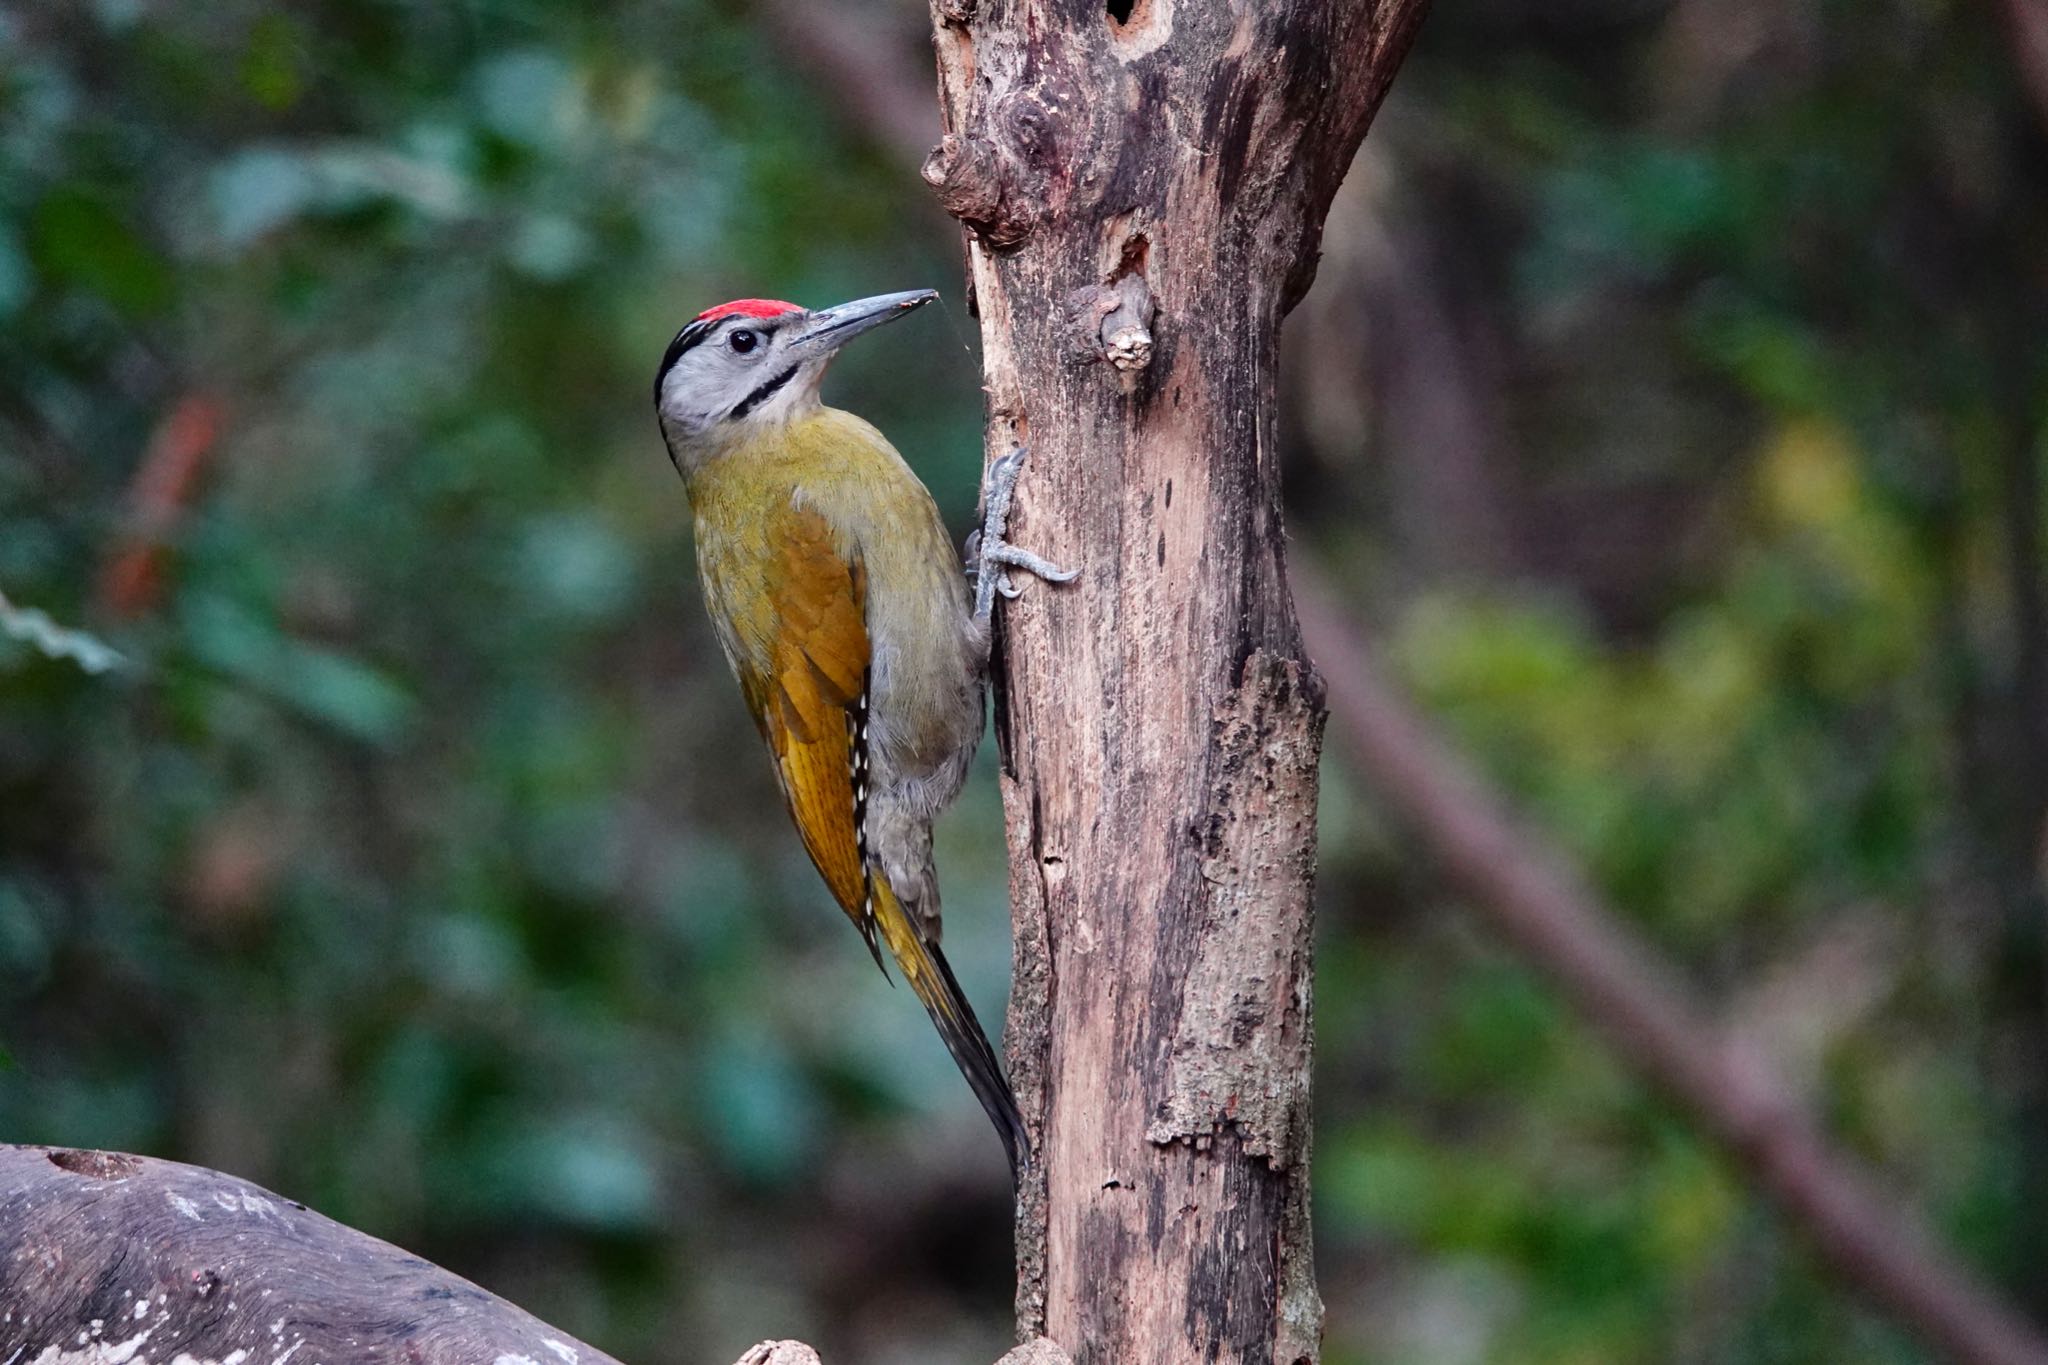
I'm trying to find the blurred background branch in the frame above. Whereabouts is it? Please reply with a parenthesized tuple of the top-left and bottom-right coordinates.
(1297, 573, 2048, 1365)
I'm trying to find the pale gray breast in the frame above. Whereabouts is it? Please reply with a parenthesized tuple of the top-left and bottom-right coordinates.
(864, 549, 982, 805)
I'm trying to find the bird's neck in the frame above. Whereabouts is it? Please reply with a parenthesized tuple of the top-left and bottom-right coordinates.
(667, 391, 827, 482)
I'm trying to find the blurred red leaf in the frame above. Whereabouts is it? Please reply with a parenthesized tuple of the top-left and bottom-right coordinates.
(97, 393, 225, 619)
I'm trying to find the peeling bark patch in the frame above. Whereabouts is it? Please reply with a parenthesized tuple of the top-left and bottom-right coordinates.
(1106, 0, 1174, 58)
(1181, 1141, 1283, 1358)
(1109, 231, 1150, 285)
(1145, 652, 1324, 1165)
(45, 1152, 139, 1181)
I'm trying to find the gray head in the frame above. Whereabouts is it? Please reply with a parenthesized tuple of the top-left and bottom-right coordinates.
(653, 289, 937, 462)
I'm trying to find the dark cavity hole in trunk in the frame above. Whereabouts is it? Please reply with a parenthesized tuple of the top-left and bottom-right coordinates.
(1106, 0, 1137, 25)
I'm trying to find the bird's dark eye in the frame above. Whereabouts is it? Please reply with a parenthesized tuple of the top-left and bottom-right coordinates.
(729, 329, 759, 354)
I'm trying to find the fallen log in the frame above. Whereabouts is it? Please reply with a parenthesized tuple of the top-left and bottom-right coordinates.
(0, 1144, 623, 1365)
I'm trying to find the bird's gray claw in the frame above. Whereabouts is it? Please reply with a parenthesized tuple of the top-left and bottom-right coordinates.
(971, 444, 1075, 621)
(986, 543, 1078, 582)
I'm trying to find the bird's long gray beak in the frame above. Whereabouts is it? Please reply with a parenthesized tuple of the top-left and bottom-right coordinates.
(791, 289, 937, 353)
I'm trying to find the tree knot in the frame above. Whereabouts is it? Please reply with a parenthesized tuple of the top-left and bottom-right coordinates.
(923, 132, 1039, 249)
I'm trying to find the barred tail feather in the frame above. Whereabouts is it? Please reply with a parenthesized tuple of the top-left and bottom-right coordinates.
(870, 877, 1031, 1177)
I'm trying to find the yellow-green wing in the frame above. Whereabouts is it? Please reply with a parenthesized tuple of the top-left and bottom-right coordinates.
(733, 504, 874, 944)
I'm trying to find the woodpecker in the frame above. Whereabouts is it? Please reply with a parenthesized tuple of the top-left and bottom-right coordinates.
(653, 289, 1072, 1175)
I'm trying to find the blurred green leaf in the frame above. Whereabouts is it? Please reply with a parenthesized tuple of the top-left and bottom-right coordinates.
(241, 14, 307, 111)
(30, 187, 171, 314)
(0, 222, 32, 318)
(183, 596, 415, 745)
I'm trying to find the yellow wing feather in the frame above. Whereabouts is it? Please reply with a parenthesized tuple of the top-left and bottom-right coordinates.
(724, 504, 874, 938)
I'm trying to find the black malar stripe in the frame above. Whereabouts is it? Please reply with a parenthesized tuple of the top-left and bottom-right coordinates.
(728, 362, 801, 420)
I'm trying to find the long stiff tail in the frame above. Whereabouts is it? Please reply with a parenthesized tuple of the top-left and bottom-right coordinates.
(869, 876, 1031, 1177)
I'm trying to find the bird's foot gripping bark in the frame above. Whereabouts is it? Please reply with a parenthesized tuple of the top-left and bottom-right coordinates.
(967, 446, 1076, 622)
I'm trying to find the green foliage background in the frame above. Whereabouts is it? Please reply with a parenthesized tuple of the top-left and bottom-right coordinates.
(2, 2, 2044, 1363)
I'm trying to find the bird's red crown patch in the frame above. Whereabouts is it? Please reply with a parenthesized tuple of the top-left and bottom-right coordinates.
(695, 299, 802, 323)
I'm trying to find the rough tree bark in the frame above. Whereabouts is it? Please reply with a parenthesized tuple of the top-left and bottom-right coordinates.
(921, 4, 1427, 1361)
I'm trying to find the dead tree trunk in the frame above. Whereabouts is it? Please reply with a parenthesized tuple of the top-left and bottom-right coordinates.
(922, 5, 1428, 1361)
